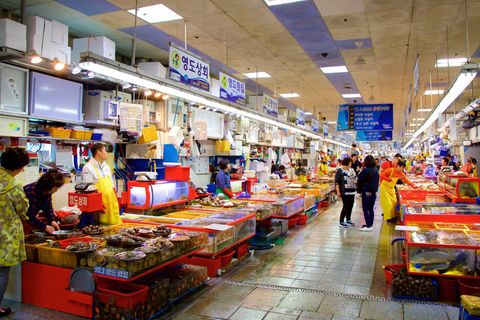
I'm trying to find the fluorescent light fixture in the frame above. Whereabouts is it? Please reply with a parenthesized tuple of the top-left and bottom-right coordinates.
(342, 93, 361, 98)
(123, 83, 131, 89)
(264, 0, 308, 6)
(327, 121, 336, 124)
(280, 93, 300, 98)
(320, 66, 348, 74)
(435, 58, 467, 68)
(78, 59, 329, 141)
(410, 123, 420, 126)
(405, 68, 478, 149)
(418, 109, 432, 112)
(413, 118, 425, 121)
(305, 112, 312, 115)
(243, 72, 271, 79)
(424, 89, 444, 95)
(127, 4, 182, 23)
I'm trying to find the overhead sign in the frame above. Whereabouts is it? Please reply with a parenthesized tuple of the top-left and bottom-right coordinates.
(169, 43, 210, 92)
(296, 108, 305, 126)
(408, 85, 412, 114)
(337, 104, 355, 130)
(262, 94, 278, 118)
(356, 131, 393, 141)
(413, 55, 419, 97)
(219, 70, 245, 106)
(323, 123, 328, 137)
(312, 118, 319, 133)
(354, 104, 394, 131)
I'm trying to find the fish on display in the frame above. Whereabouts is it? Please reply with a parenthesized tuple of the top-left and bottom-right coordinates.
(438, 252, 467, 274)
(410, 249, 457, 264)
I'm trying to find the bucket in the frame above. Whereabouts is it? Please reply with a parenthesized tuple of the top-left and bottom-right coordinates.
(218, 249, 235, 267)
(437, 277, 459, 302)
(297, 215, 308, 225)
(288, 217, 298, 228)
(401, 251, 407, 263)
(383, 264, 407, 284)
(459, 279, 480, 297)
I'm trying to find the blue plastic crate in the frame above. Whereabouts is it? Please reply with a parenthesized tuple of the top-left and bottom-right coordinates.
(91, 133, 103, 140)
(460, 305, 480, 320)
(393, 280, 437, 301)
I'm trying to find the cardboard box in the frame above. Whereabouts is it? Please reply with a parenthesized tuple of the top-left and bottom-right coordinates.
(0, 33, 26, 52)
(0, 18, 26, 38)
(138, 62, 166, 78)
(72, 36, 115, 63)
(51, 20, 68, 46)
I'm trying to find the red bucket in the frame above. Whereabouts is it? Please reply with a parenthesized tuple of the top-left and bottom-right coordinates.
(458, 279, 480, 297)
(437, 277, 459, 302)
(288, 217, 298, 228)
(383, 264, 406, 284)
(297, 215, 308, 225)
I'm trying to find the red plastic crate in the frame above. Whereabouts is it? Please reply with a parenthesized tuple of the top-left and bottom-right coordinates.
(288, 217, 298, 228)
(164, 166, 190, 181)
(298, 215, 308, 225)
(98, 282, 148, 309)
(234, 242, 248, 259)
(58, 237, 94, 249)
(183, 255, 222, 277)
(218, 249, 235, 267)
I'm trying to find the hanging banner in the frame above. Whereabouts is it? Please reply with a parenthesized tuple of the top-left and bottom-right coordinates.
(354, 104, 394, 131)
(450, 118, 457, 141)
(337, 104, 355, 130)
(169, 43, 210, 92)
(404, 107, 408, 128)
(356, 131, 393, 141)
(408, 85, 412, 114)
(323, 123, 328, 137)
(262, 94, 278, 118)
(413, 55, 419, 98)
(312, 118, 319, 133)
(296, 108, 305, 126)
(218, 70, 245, 106)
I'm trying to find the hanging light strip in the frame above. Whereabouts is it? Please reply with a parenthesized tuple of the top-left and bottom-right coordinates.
(404, 64, 478, 149)
(79, 53, 349, 145)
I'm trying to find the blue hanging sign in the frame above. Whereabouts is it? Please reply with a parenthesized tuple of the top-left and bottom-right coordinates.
(356, 131, 393, 141)
(354, 104, 394, 131)
(296, 108, 305, 126)
(263, 94, 278, 118)
(219, 70, 245, 106)
(169, 43, 210, 92)
(312, 118, 319, 133)
(337, 104, 354, 130)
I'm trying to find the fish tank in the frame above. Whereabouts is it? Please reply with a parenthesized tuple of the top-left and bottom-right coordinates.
(401, 203, 480, 223)
(247, 194, 305, 217)
(128, 180, 190, 210)
(406, 227, 478, 277)
(442, 175, 480, 203)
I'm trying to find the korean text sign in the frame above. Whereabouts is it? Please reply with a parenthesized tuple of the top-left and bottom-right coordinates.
(169, 44, 210, 92)
(353, 104, 393, 131)
(296, 108, 305, 126)
(356, 130, 393, 141)
(312, 119, 319, 133)
(219, 70, 245, 106)
(263, 94, 278, 118)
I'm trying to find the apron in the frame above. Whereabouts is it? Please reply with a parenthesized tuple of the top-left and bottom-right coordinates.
(380, 169, 403, 220)
(298, 175, 308, 183)
(93, 165, 122, 225)
(215, 188, 231, 200)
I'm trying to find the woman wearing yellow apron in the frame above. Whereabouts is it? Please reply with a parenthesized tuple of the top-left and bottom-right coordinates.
(380, 160, 416, 221)
(295, 163, 308, 183)
(82, 143, 122, 225)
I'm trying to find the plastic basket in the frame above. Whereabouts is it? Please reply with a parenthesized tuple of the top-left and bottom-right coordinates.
(400, 190, 428, 200)
(234, 241, 248, 259)
(58, 237, 94, 249)
(218, 249, 235, 267)
(383, 264, 406, 284)
(393, 279, 437, 301)
(138, 126, 158, 144)
(459, 279, 480, 297)
(98, 282, 148, 309)
(288, 217, 298, 228)
(297, 215, 308, 225)
(91, 133, 103, 141)
(70, 130, 92, 140)
(44, 127, 72, 138)
(37, 245, 81, 269)
(460, 305, 480, 320)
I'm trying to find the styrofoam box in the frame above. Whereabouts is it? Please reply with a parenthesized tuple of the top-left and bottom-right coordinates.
(27, 34, 44, 55)
(25, 16, 51, 40)
(72, 36, 115, 64)
(0, 19, 26, 38)
(0, 33, 26, 52)
(49, 42, 71, 64)
(168, 126, 184, 146)
(51, 20, 68, 46)
(138, 62, 166, 78)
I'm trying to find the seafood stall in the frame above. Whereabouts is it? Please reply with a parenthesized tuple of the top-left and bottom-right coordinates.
(402, 203, 480, 224)
(244, 194, 305, 218)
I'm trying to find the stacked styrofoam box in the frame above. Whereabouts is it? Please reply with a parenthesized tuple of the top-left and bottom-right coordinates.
(26, 15, 70, 64)
(0, 18, 27, 52)
(72, 36, 115, 64)
(138, 62, 166, 79)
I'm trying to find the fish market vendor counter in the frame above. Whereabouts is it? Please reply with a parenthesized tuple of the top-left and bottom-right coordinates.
(437, 174, 480, 203)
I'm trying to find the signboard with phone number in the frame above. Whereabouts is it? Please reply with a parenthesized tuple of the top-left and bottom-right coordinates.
(169, 43, 210, 92)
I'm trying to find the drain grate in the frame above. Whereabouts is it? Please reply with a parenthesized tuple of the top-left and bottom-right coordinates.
(225, 280, 457, 308)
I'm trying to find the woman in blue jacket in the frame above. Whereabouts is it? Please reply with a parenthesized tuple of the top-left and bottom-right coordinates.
(356, 155, 379, 232)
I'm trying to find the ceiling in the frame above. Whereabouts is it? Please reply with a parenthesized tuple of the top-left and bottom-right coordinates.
(2, 0, 480, 141)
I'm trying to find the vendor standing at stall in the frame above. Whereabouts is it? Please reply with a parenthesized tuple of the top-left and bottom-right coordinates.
(82, 143, 121, 225)
(0, 148, 30, 318)
(216, 159, 233, 199)
(24, 169, 65, 234)
(295, 162, 308, 183)
(379, 160, 416, 222)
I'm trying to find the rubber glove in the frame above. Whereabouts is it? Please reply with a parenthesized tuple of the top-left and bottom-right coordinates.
(222, 188, 234, 198)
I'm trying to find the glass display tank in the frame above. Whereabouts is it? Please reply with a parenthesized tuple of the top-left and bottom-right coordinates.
(402, 203, 480, 223)
(441, 175, 480, 203)
(128, 180, 190, 211)
(247, 194, 305, 217)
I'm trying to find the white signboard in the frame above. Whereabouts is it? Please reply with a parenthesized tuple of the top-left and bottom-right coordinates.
(263, 94, 278, 118)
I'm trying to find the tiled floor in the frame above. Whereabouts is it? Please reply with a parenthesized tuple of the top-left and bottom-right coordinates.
(1, 197, 460, 320)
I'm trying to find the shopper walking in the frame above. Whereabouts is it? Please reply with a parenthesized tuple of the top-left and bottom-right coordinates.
(379, 160, 416, 222)
(357, 155, 379, 231)
(0, 148, 30, 318)
(335, 157, 356, 228)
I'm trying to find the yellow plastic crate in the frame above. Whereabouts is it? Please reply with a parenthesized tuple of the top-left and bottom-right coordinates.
(138, 126, 158, 144)
(37, 245, 81, 269)
(71, 130, 93, 140)
(215, 140, 230, 152)
(45, 127, 72, 138)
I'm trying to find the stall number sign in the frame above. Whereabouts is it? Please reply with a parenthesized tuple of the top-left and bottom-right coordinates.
(94, 266, 129, 279)
(296, 108, 305, 127)
(169, 44, 210, 92)
(68, 194, 88, 207)
(263, 94, 278, 118)
(219, 70, 246, 106)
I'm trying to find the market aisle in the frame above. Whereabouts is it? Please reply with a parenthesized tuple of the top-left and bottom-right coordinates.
(171, 199, 460, 320)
